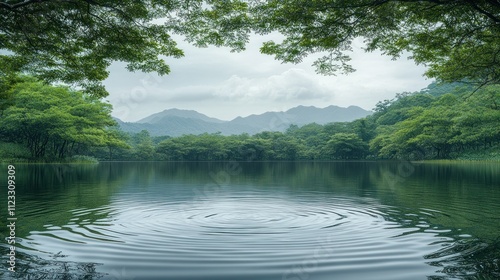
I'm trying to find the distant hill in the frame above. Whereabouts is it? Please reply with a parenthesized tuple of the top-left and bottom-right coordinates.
(115, 116, 260, 136)
(116, 105, 372, 136)
(230, 105, 372, 131)
(137, 108, 225, 124)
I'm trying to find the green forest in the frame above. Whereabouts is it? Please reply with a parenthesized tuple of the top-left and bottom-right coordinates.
(1, 76, 499, 162)
(1, 0, 499, 162)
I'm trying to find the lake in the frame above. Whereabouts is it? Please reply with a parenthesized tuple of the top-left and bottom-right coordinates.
(1, 161, 499, 279)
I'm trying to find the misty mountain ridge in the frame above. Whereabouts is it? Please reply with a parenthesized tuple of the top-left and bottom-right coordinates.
(137, 108, 225, 124)
(116, 105, 372, 137)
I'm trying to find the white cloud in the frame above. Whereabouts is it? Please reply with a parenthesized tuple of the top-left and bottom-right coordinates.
(214, 68, 334, 102)
(105, 34, 431, 122)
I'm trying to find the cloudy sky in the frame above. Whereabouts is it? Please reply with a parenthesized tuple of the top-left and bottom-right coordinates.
(104, 34, 432, 122)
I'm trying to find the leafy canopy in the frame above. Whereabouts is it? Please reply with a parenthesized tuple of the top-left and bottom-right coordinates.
(369, 85, 500, 159)
(0, 76, 126, 158)
(249, 0, 500, 86)
(0, 0, 250, 97)
(1, 0, 499, 96)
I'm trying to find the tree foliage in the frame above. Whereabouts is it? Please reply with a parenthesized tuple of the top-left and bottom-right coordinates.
(1, 78, 498, 161)
(0, 76, 126, 159)
(249, 0, 500, 86)
(369, 85, 500, 159)
(1, 0, 499, 96)
(141, 122, 368, 161)
(150, 83, 500, 161)
(0, 0, 250, 97)
(324, 133, 368, 159)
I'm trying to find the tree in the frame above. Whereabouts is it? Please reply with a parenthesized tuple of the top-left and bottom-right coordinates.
(156, 137, 188, 161)
(2, 1, 499, 97)
(402, 95, 464, 158)
(369, 86, 500, 159)
(351, 118, 375, 142)
(250, 0, 500, 86)
(323, 133, 369, 159)
(0, 77, 123, 159)
(369, 125, 401, 159)
(374, 93, 435, 126)
(132, 130, 155, 160)
(450, 86, 500, 149)
(0, 0, 250, 97)
(0, 74, 21, 114)
(104, 128, 130, 160)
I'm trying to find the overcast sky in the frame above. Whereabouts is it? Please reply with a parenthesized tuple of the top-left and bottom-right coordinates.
(104, 34, 432, 122)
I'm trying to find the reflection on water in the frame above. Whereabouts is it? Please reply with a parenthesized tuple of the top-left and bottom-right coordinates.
(0, 162, 499, 279)
(426, 238, 500, 279)
(0, 249, 105, 279)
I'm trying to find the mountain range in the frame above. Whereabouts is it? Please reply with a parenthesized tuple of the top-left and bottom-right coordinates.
(115, 105, 372, 137)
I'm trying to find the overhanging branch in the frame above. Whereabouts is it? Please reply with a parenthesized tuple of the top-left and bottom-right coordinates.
(0, 0, 51, 10)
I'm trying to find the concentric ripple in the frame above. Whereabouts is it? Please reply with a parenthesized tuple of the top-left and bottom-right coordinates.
(15, 190, 453, 280)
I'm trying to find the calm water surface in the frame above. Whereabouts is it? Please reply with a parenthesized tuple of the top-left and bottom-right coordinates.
(1, 161, 499, 279)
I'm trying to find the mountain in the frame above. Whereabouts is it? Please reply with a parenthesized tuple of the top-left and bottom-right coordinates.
(229, 105, 371, 131)
(116, 116, 260, 136)
(116, 105, 372, 136)
(137, 108, 224, 124)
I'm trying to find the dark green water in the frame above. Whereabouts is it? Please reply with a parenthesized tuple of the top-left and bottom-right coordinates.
(1, 161, 499, 279)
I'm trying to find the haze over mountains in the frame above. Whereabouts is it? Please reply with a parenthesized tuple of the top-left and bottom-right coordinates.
(115, 105, 372, 136)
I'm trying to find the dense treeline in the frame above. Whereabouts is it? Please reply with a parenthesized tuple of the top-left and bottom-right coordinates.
(1, 0, 498, 163)
(1, 78, 499, 162)
(87, 82, 499, 161)
(89, 126, 372, 161)
(371, 85, 500, 159)
(0, 76, 128, 161)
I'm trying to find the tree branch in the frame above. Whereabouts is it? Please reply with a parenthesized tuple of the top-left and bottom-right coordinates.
(0, 0, 51, 10)
(464, 0, 500, 23)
